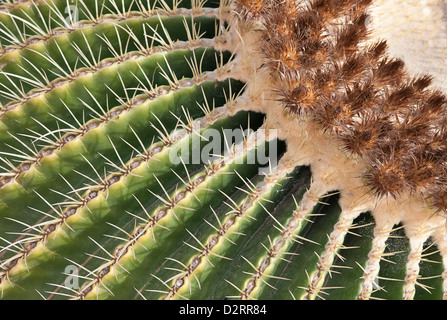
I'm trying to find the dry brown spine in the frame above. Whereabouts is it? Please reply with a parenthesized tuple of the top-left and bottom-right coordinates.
(235, 0, 447, 215)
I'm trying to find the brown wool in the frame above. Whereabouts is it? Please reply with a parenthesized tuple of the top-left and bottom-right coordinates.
(234, 0, 447, 236)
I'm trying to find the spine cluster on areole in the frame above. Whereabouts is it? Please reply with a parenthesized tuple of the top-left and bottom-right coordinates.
(235, 0, 447, 216)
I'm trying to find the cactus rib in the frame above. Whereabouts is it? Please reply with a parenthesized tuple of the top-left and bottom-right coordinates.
(1, 0, 447, 301)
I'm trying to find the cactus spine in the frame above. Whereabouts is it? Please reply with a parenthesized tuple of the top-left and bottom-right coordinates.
(0, 0, 446, 300)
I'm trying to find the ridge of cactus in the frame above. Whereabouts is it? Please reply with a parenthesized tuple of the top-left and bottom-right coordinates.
(0, 0, 446, 301)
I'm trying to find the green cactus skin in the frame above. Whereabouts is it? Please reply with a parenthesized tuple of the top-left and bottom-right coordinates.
(0, 0, 446, 300)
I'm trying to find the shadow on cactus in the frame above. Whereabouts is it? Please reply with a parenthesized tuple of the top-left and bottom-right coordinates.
(0, 0, 446, 300)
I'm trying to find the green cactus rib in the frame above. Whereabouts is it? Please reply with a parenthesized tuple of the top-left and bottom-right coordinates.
(0, 13, 218, 116)
(0, 103, 254, 262)
(145, 157, 302, 300)
(0, 74, 237, 195)
(0, 47, 226, 164)
(72, 127, 276, 300)
(0, 66, 237, 194)
(0, 20, 220, 113)
(263, 196, 344, 300)
(0, 0, 140, 36)
(0, 15, 224, 190)
(0, 0, 446, 301)
(370, 225, 409, 300)
(0, 36, 218, 117)
(413, 240, 444, 300)
(0, 13, 218, 106)
(0, 105, 264, 299)
(0, 0, 218, 50)
(321, 213, 375, 300)
(0, 78, 245, 249)
(233, 178, 327, 300)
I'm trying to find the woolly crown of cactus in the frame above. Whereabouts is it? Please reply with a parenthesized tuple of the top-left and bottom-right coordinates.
(0, 0, 446, 300)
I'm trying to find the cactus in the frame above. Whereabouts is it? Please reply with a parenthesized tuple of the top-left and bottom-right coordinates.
(0, 0, 446, 300)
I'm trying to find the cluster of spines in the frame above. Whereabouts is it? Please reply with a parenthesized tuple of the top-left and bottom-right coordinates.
(234, 194, 313, 300)
(0, 0, 445, 301)
(0, 60, 229, 243)
(236, 0, 447, 214)
(0, 53, 221, 189)
(0, 0, 242, 296)
(160, 167, 288, 300)
(0, 12, 217, 108)
(0, 0, 215, 53)
(73, 129, 226, 300)
(0, 115, 177, 290)
(0, 98, 236, 296)
(0, 8, 228, 190)
(53, 119, 267, 300)
(0, 24, 208, 113)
